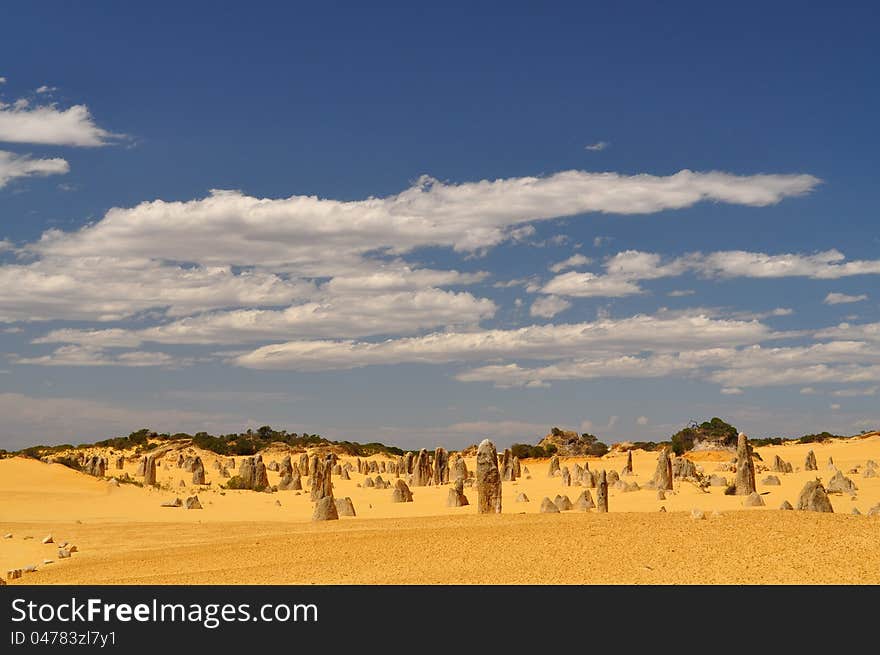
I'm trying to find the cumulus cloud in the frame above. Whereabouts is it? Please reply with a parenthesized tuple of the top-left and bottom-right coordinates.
(0, 99, 123, 146)
(31, 170, 820, 269)
(824, 292, 868, 305)
(529, 295, 571, 319)
(636, 415, 648, 425)
(0, 150, 69, 188)
(585, 141, 609, 151)
(549, 253, 592, 273)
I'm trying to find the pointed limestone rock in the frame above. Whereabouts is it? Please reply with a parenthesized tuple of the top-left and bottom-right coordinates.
(796, 480, 834, 513)
(621, 450, 633, 475)
(540, 497, 560, 513)
(476, 439, 502, 514)
(743, 491, 765, 507)
(734, 433, 756, 496)
(191, 457, 206, 485)
(554, 494, 573, 511)
(446, 479, 469, 507)
(561, 466, 571, 487)
(804, 450, 818, 471)
(334, 497, 356, 517)
(596, 470, 609, 513)
(312, 496, 339, 521)
(574, 490, 595, 511)
(390, 479, 413, 503)
(779, 500, 794, 510)
(433, 447, 450, 485)
(515, 492, 530, 503)
(548, 455, 560, 477)
(412, 449, 432, 487)
(653, 448, 673, 491)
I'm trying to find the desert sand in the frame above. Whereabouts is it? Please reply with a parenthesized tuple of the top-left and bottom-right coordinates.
(2, 435, 879, 584)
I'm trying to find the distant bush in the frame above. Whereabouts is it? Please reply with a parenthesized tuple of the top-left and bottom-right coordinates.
(798, 431, 842, 444)
(750, 437, 787, 447)
(511, 443, 555, 459)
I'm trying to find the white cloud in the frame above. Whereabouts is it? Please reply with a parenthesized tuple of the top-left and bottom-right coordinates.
(36, 288, 497, 346)
(542, 248, 880, 299)
(529, 295, 571, 319)
(824, 292, 868, 305)
(31, 170, 820, 270)
(542, 271, 645, 297)
(815, 321, 880, 342)
(549, 253, 591, 273)
(585, 141, 609, 151)
(233, 313, 774, 372)
(721, 387, 743, 395)
(0, 78, 6, 84)
(830, 403, 841, 411)
(667, 289, 695, 297)
(800, 387, 818, 394)
(35, 85, 57, 94)
(636, 415, 648, 425)
(0, 150, 69, 188)
(831, 386, 878, 397)
(0, 99, 123, 146)
(13, 345, 183, 368)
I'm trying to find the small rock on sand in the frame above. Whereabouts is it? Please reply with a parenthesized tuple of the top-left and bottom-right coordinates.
(515, 492, 530, 503)
(743, 491, 765, 507)
(779, 500, 794, 510)
(184, 495, 202, 510)
(161, 498, 182, 508)
(41, 535, 53, 544)
(334, 497, 357, 517)
(691, 508, 705, 520)
(554, 494, 573, 511)
(540, 497, 560, 513)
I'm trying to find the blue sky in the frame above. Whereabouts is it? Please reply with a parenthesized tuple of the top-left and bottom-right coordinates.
(1, 1, 878, 449)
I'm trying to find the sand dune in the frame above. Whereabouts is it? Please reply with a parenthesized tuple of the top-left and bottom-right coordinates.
(2, 435, 879, 584)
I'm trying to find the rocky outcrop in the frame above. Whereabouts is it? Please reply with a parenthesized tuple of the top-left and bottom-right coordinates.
(143, 455, 157, 486)
(771, 455, 793, 474)
(334, 497, 356, 517)
(312, 496, 339, 521)
(298, 453, 310, 477)
(116, 456, 124, 470)
(412, 449, 432, 487)
(561, 466, 571, 487)
(191, 457, 206, 485)
(540, 497, 560, 513)
(574, 490, 595, 510)
(827, 470, 857, 494)
(621, 450, 633, 475)
(500, 449, 517, 481)
(804, 450, 818, 471)
(433, 448, 449, 485)
(734, 433, 756, 496)
(672, 456, 699, 480)
(596, 470, 608, 513)
(237, 456, 269, 491)
(547, 455, 560, 477)
(185, 495, 202, 509)
(451, 454, 469, 482)
(653, 448, 673, 490)
(743, 491, 765, 507)
(796, 480, 834, 512)
(476, 439, 502, 514)
(554, 494, 573, 511)
(310, 455, 334, 501)
(391, 479, 413, 503)
(762, 475, 781, 486)
(83, 455, 106, 477)
(446, 479, 469, 507)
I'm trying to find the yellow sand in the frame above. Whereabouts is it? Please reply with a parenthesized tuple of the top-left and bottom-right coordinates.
(2, 435, 879, 584)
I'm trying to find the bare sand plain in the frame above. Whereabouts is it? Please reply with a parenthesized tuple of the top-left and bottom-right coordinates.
(2, 435, 879, 584)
